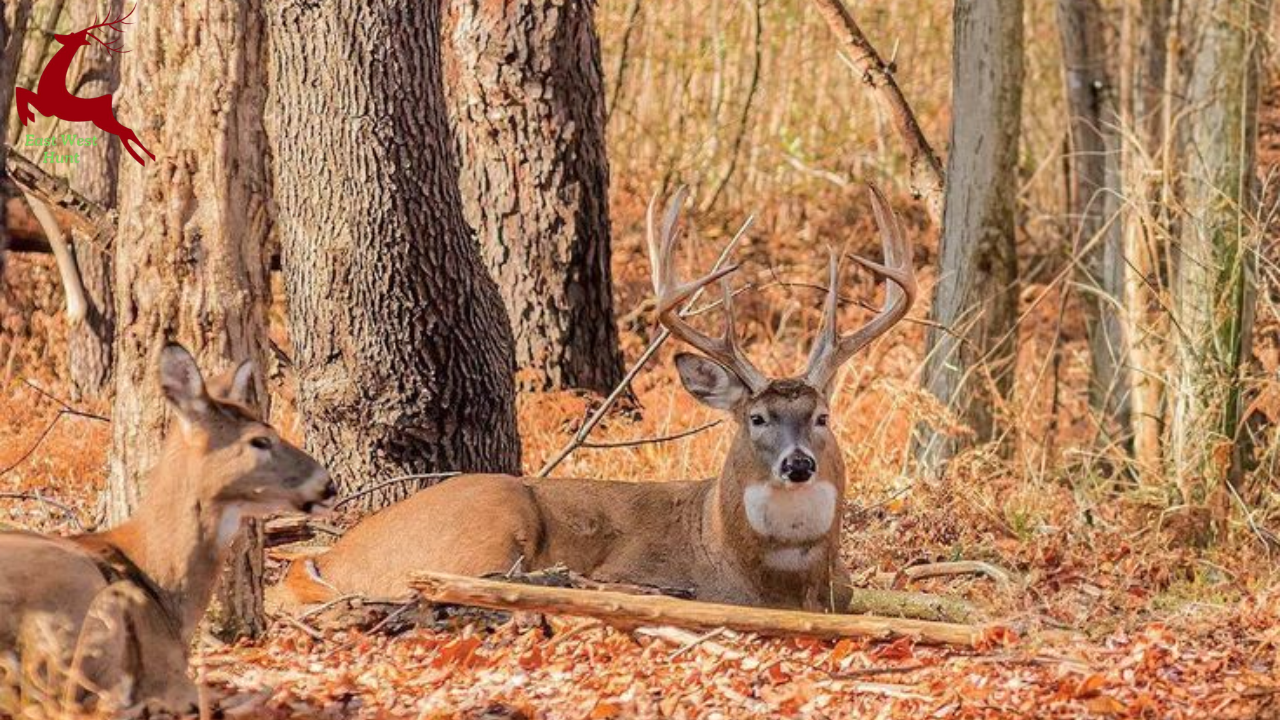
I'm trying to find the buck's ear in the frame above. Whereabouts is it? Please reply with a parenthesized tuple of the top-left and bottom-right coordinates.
(204, 359, 259, 409)
(158, 343, 209, 420)
(675, 353, 748, 411)
(227, 360, 256, 406)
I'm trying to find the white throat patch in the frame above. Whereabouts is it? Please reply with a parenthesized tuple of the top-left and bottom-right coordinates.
(743, 481, 837, 543)
(215, 506, 246, 549)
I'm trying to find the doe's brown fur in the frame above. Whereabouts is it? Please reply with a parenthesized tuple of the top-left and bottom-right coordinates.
(0, 344, 333, 715)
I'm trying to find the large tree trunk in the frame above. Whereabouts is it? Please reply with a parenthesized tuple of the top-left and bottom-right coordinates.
(914, 0, 1024, 472)
(1169, 0, 1268, 508)
(106, 0, 272, 523)
(265, 0, 522, 510)
(1118, 0, 1176, 479)
(1057, 0, 1130, 447)
(65, 0, 122, 400)
(444, 0, 624, 394)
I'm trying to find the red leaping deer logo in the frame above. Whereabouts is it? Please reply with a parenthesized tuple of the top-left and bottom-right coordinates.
(14, 4, 154, 166)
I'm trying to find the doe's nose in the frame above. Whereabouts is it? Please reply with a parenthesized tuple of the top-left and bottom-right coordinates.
(780, 451, 816, 483)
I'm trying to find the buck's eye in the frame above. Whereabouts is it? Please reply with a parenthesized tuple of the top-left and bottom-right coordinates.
(249, 436, 273, 451)
(815, 414, 830, 427)
(749, 413, 767, 427)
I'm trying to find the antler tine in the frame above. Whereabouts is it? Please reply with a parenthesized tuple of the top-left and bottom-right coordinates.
(804, 183, 917, 391)
(647, 189, 768, 394)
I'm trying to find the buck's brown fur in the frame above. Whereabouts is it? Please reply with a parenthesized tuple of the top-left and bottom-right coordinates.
(284, 380, 851, 610)
(0, 344, 333, 714)
(279, 187, 915, 614)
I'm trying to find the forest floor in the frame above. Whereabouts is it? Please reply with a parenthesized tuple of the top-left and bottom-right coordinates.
(3, 99, 1280, 720)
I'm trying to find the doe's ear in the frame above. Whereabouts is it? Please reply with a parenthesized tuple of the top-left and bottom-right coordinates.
(675, 353, 749, 411)
(158, 343, 208, 420)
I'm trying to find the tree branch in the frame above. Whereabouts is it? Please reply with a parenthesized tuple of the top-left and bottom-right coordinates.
(5, 147, 115, 245)
(810, 0, 945, 224)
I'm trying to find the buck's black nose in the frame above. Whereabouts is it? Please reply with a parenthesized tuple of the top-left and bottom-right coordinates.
(781, 452, 815, 483)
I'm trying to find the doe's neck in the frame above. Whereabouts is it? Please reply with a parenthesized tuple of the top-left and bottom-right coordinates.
(96, 443, 230, 642)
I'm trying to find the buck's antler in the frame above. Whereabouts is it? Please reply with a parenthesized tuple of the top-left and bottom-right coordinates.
(804, 183, 917, 391)
(85, 4, 136, 54)
(647, 188, 768, 394)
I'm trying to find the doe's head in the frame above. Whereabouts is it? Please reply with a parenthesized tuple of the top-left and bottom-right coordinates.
(157, 343, 334, 517)
(649, 185, 916, 488)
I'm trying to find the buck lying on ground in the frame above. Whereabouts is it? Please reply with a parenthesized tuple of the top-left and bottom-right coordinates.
(280, 185, 915, 613)
(0, 344, 334, 715)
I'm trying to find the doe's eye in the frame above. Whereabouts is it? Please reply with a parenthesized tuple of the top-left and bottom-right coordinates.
(816, 414, 830, 427)
(749, 413, 767, 427)
(249, 436, 274, 450)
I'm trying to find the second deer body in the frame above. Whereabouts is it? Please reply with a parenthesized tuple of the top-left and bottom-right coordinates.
(281, 186, 915, 612)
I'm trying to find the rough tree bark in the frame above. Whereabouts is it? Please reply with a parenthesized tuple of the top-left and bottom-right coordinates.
(65, 0, 122, 400)
(107, 0, 272, 519)
(0, 0, 34, 275)
(265, 0, 522, 510)
(1057, 0, 1130, 446)
(1169, 0, 1268, 508)
(915, 0, 1024, 472)
(444, 0, 623, 394)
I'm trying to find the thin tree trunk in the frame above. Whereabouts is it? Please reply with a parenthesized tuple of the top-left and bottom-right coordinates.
(0, 0, 32, 147)
(914, 0, 1024, 473)
(265, 0, 522, 510)
(1057, 0, 1130, 447)
(1169, 0, 1268, 510)
(444, 0, 624, 394)
(65, 0, 121, 400)
(107, 0, 272, 524)
(1119, 0, 1175, 478)
(0, 0, 33, 276)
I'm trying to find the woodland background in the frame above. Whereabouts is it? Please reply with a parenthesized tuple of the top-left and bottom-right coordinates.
(1, 0, 1279, 717)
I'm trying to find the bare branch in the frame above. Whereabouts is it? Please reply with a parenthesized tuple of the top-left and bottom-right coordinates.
(810, 0, 944, 224)
(6, 147, 115, 247)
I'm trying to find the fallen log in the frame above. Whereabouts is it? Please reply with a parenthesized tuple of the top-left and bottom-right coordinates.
(412, 571, 987, 648)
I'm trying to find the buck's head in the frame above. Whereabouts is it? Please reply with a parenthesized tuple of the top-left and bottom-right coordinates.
(648, 185, 915, 538)
(157, 343, 334, 532)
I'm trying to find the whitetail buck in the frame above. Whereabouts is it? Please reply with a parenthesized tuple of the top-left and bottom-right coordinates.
(279, 185, 915, 612)
(0, 344, 334, 714)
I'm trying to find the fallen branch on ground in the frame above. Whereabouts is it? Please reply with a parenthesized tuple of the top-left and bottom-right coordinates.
(899, 561, 1018, 588)
(0, 491, 84, 530)
(411, 571, 987, 647)
(263, 514, 345, 547)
